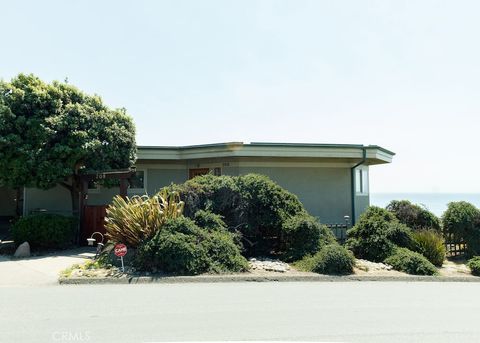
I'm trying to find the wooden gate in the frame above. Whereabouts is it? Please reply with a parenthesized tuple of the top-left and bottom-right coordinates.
(82, 205, 107, 244)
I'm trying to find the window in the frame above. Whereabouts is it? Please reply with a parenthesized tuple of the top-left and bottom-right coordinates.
(87, 180, 100, 193)
(189, 168, 210, 179)
(355, 168, 369, 195)
(129, 170, 145, 191)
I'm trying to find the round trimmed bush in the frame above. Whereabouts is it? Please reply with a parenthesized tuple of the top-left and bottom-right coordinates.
(467, 256, 480, 276)
(134, 216, 248, 275)
(296, 244, 355, 275)
(170, 173, 306, 256)
(12, 214, 76, 250)
(442, 201, 480, 256)
(386, 200, 440, 231)
(346, 207, 398, 262)
(384, 248, 438, 276)
(282, 213, 336, 261)
(412, 230, 446, 267)
(386, 221, 415, 249)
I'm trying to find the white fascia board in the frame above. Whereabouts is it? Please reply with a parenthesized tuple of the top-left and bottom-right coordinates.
(137, 145, 394, 164)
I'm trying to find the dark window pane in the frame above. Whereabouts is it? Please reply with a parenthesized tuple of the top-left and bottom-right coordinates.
(129, 171, 145, 189)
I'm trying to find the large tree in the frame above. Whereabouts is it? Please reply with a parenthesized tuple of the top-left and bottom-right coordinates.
(0, 74, 136, 215)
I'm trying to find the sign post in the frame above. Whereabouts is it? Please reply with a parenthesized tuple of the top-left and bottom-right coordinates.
(114, 244, 128, 273)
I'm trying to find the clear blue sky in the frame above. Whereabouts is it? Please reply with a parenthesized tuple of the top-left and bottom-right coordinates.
(3, 0, 480, 193)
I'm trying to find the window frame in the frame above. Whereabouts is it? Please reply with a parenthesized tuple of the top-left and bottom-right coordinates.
(128, 169, 147, 194)
(355, 167, 369, 196)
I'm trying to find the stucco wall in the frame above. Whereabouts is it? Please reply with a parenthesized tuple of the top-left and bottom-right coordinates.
(354, 194, 370, 222)
(236, 166, 352, 224)
(87, 187, 121, 205)
(22, 162, 371, 224)
(146, 168, 188, 194)
(24, 185, 72, 215)
(0, 187, 17, 216)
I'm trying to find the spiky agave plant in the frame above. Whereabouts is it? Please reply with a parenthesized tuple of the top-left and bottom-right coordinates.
(105, 190, 184, 247)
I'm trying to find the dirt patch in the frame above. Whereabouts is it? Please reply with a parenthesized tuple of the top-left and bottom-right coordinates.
(438, 259, 473, 277)
(60, 257, 478, 281)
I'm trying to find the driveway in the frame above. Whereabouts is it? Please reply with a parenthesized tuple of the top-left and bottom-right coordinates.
(0, 247, 95, 286)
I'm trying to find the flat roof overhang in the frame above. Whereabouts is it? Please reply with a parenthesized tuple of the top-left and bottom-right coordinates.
(136, 142, 395, 166)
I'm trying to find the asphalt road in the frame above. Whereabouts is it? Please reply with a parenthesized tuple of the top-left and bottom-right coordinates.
(1, 282, 479, 343)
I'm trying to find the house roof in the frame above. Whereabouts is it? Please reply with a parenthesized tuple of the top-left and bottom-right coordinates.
(137, 142, 395, 165)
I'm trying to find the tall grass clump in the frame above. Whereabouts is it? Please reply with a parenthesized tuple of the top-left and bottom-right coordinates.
(105, 189, 184, 247)
(412, 230, 446, 267)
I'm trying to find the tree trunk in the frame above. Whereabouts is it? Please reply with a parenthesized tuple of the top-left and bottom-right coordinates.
(70, 177, 82, 244)
(14, 187, 22, 218)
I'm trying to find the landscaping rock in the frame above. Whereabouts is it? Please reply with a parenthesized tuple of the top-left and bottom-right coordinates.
(13, 242, 31, 258)
(356, 259, 392, 272)
(248, 257, 290, 273)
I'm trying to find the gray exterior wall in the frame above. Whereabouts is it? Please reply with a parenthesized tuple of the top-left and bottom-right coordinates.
(354, 193, 370, 222)
(145, 168, 188, 194)
(21, 161, 371, 225)
(236, 166, 352, 224)
(24, 185, 72, 215)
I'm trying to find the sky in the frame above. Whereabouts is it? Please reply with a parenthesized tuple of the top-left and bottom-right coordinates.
(2, 0, 480, 193)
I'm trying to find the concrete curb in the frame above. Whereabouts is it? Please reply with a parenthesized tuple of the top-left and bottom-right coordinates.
(59, 274, 480, 285)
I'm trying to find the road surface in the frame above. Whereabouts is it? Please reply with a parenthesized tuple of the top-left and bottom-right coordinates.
(1, 282, 479, 343)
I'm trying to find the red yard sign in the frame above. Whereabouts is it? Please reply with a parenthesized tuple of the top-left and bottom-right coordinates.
(114, 244, 128, 257)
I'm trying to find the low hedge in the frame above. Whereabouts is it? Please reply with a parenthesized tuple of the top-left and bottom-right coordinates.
(295, 244, 355, 275)
(169, 173, 306, 256)
(384, 248, 438, 276)
(346, 207, 401, 262)
(467, 256, 480, 276)
(12, 214, 76, 250)
(281, 213, 336, 261)
(442, 201, 480, 257)
(134, 216, 248, 275)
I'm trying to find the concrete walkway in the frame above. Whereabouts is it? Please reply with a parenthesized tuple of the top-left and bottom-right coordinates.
(0, 248, 95, 286)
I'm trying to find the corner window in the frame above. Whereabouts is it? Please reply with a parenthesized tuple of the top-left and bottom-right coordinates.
(355, 168, 369, 195)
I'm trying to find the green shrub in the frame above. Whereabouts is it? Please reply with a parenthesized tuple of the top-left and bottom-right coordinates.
(467, 256, 480, 276)
(202, 228, 249, 273)
(282, 213, 336, 261)
(385, 221, 415, 249)
(193, 210, 226, 232)
(171, 175, 241, 224)
(386, 200, 440, 231)
(412, 230, 446, 267)
(384, 248, 438, 275)
(169, 173, 306, 256)
(135, 216, 248, 275)
(346, 206, 402, 262)
(12, 214, 76, 250)
(105, 189, 184, 247)
(295, 244, 355, 275)
(442, 201, 480, 256)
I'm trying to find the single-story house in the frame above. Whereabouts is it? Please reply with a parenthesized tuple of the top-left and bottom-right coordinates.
(0, 142, 394, 239)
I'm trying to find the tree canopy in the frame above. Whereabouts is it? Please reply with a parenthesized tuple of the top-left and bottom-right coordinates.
(0, 74, 136, 211)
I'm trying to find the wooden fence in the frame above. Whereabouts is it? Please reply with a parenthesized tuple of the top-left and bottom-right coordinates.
(326, 223, 348, 243)
(444, 233, 467, 257)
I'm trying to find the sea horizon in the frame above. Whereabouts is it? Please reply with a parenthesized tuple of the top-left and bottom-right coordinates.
(370, 192, 480, 217)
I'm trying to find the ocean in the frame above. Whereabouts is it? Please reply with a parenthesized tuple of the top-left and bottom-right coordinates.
(370, 193, 480, 217)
